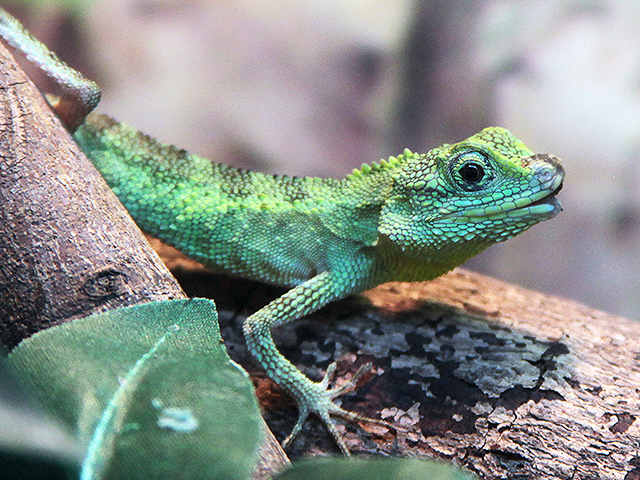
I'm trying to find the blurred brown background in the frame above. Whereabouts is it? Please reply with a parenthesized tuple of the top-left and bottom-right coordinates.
(4, 0, 639, 320)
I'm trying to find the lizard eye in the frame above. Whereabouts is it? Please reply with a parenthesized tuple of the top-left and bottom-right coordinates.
(450, 151, 493, 191)
(459, 161, 485, 183)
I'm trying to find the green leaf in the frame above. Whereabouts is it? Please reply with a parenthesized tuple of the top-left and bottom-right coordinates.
(274, 457, 477, 480)
(8, 299, 263, 480)
(0, 354, 80, 479)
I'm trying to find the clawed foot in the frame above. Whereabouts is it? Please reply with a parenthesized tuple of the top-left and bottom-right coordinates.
(281, 362, 394, 455)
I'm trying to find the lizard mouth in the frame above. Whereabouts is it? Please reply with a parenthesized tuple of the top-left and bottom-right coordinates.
(437, 159, 565, 222)
(440, 172, 564, 222)
(512, 172, 564, 217)
(522, 180, 563, 210)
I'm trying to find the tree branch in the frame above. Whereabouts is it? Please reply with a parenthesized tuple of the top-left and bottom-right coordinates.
(0, 42, 183, 348)
(0, 41, 288, 479)
(208, 266, 638, 478)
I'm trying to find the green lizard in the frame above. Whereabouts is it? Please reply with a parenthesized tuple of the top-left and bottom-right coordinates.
(0, 10, 564, 455)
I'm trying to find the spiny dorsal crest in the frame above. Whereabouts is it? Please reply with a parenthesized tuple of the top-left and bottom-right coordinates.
(347, 148, 416, 179)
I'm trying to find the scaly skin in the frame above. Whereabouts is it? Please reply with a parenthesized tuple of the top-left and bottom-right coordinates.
(0, 8, 564, 454)
(73, 115, 564, 453)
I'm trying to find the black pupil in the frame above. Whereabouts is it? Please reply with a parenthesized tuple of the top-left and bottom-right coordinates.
(459, 162, 484, 183)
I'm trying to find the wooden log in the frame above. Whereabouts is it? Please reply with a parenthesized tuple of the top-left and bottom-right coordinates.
(359, 272, 640, 479)
(0, 42, 183, 349)
(151, 224, 640, 478)
(176, 257, 639, 478)
(194, 260, 639, 478)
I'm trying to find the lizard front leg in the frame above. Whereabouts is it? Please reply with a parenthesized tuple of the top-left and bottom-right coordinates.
(243, 270, 389, 455)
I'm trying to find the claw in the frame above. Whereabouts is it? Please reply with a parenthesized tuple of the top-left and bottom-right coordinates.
(282, 406, 310, 451)
(329, 362, 373, 398)
(282, 361, 395, 455)
(320, 361, 338, 389)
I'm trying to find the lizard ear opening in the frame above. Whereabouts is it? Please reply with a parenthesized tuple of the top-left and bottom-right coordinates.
(377, 196, 434, 250)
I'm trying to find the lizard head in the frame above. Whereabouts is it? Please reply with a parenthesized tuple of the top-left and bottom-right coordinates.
(378, 127, 564, 266)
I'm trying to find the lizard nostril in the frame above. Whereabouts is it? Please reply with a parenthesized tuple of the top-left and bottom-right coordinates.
(536, 166, 555, 183)
(529, 154, 564, 185)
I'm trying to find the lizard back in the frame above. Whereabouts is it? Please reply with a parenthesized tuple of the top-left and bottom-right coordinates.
(74, 114, 389, 287)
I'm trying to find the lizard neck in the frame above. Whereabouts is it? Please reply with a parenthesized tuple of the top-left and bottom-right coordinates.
(370, 233, 493, 284)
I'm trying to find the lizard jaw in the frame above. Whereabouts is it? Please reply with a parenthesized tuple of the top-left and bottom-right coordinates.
(509, 168, 565, 219)
(524, 180, 563, 212)
(444, 157, 565, 222)
(439, 178, 564, 222)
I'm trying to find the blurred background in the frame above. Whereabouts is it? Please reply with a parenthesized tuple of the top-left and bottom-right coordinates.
(3, 0, 639, 320)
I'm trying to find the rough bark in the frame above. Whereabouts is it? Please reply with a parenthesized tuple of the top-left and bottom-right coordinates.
(359, 273, 640, 479)
(0, 43, 184, 348)
(0, 42, 288, 479)
(173, 258, 640, 479)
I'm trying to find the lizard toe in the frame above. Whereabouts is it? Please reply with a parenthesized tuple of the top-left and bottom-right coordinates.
(283, 363, 394, 455)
